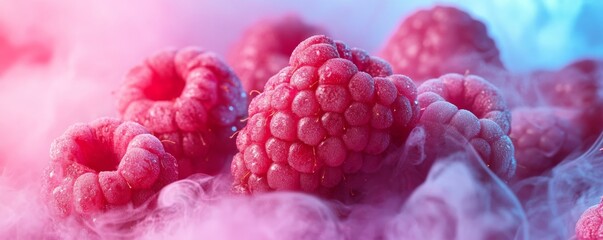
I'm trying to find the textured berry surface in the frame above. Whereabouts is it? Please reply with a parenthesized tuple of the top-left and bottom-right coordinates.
(379, 5, 503, 83)
(576, 199, 603, 240)
(43, 118, 178, 217)
(117, 47, 248, 178)
(228, 14, 324, 94)
(532, 59, 603, 140)
(232, 35, 420, 197)
(417, 73, 515, 179)
(533, 59, 602, 108)
(509, 107, 581, 179)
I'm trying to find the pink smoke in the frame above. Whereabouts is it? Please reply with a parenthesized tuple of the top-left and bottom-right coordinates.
(1, 0, 603, 239)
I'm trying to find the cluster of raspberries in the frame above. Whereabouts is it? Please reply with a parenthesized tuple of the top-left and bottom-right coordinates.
(43, 6, 603, 238)
(44, 48, 248, 217)
(231, 34, 517, 197)
(43, 7, 521, 218)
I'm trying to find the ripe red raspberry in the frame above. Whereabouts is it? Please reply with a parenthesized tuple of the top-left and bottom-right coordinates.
(43, 118, 178, 217)
(117, 47, 248, 178)
(417, 73, 515, 179)
(532, 59, 603, 140)
(576, 198, 603, 240)
(232, 35, 420, 197)
(533, 59, 602, 108)
(228, 14, 325, 94)
(509, 107, 582, 179)
(379, 5, 504, 83)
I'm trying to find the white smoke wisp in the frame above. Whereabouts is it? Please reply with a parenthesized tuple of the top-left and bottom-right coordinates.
(386, 149, 528, 240)
(513, 132, 603, 239)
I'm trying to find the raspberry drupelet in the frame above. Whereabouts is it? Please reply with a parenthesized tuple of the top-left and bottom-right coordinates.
(232, 35, 420, 197)
(117, 47, 248, 178)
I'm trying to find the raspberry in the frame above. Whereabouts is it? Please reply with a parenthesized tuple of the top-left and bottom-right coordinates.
(532, 59, 603, 140)
(417, 73, 515, 179)
(228, 14, 325, 94)
(117, 48, 248, 178)
(576, 199, 603, 240)
(232, 35, 420, 197)
(379, 5, 504, 83)
(43, 118, 178, 217)
(533, 59, 602, 108)
(509, 107, 582, 179)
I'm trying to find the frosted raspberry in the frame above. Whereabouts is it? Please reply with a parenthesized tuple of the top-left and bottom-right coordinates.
(533, 59, 602, 108)
(417, 73, 515, 179)
(509, 107, 582, 179)
(379, 5, 504, 83)
(228, 14, 325, 94)
(232, 35, 420, 197)
(43, 118, 178, 217)
(532, 59, 603, 140)
(117, 47, 247, 178)
(576, 199, 603, 240)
